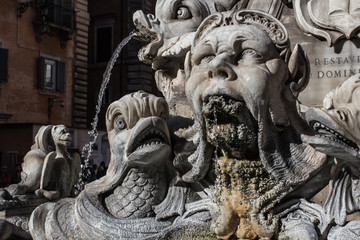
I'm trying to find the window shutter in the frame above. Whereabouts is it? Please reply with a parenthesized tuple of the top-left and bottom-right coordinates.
(61, 0, 73, 28)
(38, 57, 45, 89)
(0, 48, 8, 83)
(56, 61, 65, 92)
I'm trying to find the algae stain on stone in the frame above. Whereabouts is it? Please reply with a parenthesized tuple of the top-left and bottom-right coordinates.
(170, 230, 218, 240)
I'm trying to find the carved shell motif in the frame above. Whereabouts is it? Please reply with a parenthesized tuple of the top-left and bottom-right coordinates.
(293, 0, 360, 46)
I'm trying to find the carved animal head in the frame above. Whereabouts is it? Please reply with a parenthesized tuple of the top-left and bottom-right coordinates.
(51, 125, 72, 148)
(183, 10, 323, 184)
(133, 0, 248, 67)
(105, 91, 171, 173)
(305, 74, 360, 164)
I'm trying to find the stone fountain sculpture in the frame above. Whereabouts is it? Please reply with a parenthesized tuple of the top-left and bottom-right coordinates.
(280, 74, 360, 239)
(183, 9, 331, 239)
(133, 0, 249, 118)
(0, 125, 80, 207)
(132, 0, 250, 185)
(29, 91, 215, 240)
(3, 2, 360, 239)
(0, 125, 80, 239)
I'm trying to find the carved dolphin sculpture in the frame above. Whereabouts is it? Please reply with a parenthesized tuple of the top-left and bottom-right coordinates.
(305, 74, 360, 225)
(306, 74, 360, 166)
(280, 74, 360, 239)
(1, 125, 54, 199)
(29, 91, 213, 240)
(0, 125, 80, 240)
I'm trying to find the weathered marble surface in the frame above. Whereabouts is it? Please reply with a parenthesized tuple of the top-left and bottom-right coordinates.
(281, 74, 360, 239)
(5, 0, 360, 239)
(133, 0, 250, 118)
(28, 91, 216, 240)
(183, 9, 329, 239)
(280, 4, 360, 106)
(0, 125, 80, 239)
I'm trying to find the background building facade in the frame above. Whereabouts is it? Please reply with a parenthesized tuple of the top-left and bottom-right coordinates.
(0, 0, 156, 183)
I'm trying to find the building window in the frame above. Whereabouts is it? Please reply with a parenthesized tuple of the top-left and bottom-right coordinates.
(38, 57, 65, 92)
(94, 18, 114, 63)
(46, 0, 73, 29)
(0, 48, 8, 83)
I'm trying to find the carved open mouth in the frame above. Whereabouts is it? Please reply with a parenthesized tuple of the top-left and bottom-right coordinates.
(59, 136, 72, 144)
(126, 117, 171, 165)
(132, 11, 162, 64)
(309, 121, 359, 151)
(129, 127, 169, 154)
(202, 95, 258, 159)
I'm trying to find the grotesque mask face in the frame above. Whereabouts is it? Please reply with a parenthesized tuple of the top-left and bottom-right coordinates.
(186, 19, 289, 158)
(51, 125, 72, 148)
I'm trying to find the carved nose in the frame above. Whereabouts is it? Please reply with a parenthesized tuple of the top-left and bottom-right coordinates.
(209, 54, 236, 81)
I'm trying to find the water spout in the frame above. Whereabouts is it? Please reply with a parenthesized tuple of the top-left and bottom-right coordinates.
(75, 34, 132, 193)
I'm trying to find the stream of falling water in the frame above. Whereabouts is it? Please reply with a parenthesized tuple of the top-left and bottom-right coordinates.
(213, 106, 219, 158)
(74, 35, 132, 193)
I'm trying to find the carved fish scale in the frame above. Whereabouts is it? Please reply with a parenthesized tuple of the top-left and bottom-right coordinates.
(105, 168, 167, 219)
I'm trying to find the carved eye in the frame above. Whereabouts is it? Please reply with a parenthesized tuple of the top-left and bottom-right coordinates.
(114, 115, 126, 130)
(241, 49, 262, 61)
(176, 6, 192, 20)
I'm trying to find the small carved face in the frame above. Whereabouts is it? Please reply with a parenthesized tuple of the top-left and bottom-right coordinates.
(154, 0, 212, 39)
(51, 125, 72, 147)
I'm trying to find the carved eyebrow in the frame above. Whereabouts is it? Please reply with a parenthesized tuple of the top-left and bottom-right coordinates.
(192, 39, 217, 64)
(230, 33, 257, 51)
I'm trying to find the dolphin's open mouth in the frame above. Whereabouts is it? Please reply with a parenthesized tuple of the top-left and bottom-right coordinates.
(305, 107, 359, 153)
(126, 117, 171, 165)
(309, 120, 359, 151)
(129, 127, 169, 154)
(202, 95, 258, 159)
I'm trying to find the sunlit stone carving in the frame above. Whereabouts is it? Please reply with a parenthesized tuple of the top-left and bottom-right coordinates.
(184, 9, 327, 239)
(0, 125, 80, 239)
(29, 91, 215, 240)
(133, 0, 249, 117)
(280, 74, 360, 239)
